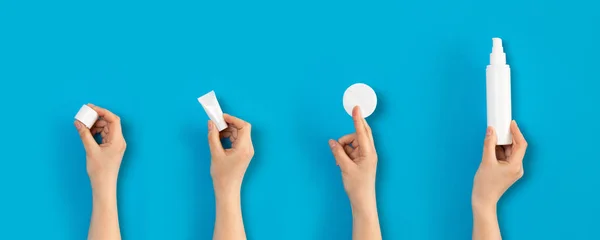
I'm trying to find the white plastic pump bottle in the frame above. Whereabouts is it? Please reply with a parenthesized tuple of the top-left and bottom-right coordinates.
(486, 38, 512, 145)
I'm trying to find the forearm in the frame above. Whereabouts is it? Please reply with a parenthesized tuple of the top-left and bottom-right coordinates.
(351, 195, 382, 240)
(472, 202, 501, 240)
(88, 182, 121, 240)
(213, 189, 246, 240)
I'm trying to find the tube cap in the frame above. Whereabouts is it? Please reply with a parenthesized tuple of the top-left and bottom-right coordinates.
(75, 105, 99, 129)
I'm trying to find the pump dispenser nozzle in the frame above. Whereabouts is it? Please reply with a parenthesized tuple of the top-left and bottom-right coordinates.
(490, 38, 506, 65)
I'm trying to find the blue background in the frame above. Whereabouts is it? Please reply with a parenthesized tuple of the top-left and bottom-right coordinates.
(1, 0, 599, 239)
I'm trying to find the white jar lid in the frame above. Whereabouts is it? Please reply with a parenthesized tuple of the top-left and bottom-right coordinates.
(343, 83, 377, 118)
(75, 105, 99, 129)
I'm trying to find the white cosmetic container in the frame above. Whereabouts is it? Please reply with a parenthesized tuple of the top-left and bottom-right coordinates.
(198, 91, 228, 131)
(343, 83, 377, 118)
(486, 38, 512, 145)
(75, 105, 99, 129)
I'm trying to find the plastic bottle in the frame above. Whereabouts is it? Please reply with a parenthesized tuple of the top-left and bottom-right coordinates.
(486, 38, 512, 145)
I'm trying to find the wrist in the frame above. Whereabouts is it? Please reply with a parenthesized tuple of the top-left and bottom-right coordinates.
(350, 192, 378, 214)
(472, 199, 497, 217)
(213, 178, 242, 197)
(92, 185, 117, 209)
(89, 171, 118, 187)
(90, 177, 117, 195)
(215, 190, 241, 211)
(214, 184, 241, 201)
(215, 189, 241, 200)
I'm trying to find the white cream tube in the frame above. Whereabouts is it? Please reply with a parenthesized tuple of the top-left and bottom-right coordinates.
(198, 91, 228, 131)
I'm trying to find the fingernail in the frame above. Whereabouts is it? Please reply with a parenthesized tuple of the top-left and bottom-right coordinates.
(208, 121, 214, 131)
(486, 127, 492, 136)
(329, 139, 336, 148)
(74, 121, 81, 130)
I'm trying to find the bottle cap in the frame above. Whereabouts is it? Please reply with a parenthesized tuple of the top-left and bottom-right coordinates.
(75, 105, 99, 129)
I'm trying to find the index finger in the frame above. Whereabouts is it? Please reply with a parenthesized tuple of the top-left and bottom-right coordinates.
(88, 104, 120, 123)
(88, 104, 122, 136)
(338, 133, 358, 147)
(352, 106, 372, 152)
(223, 114, 251, 134)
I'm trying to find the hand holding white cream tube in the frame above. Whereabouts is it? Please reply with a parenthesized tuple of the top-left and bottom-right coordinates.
(198, 91, 228, 131)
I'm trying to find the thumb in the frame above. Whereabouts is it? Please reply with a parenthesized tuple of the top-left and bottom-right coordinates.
(207, 121, 224, 156)
(482, 126, 497, 161)
(74, 121, 97, 152)
(329, 139, 354, 170)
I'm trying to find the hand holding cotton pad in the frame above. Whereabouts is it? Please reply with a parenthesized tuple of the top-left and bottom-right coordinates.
(198, 91, 228, 131)
(74, 104, 99, 129)
(343, 83, 377, 118)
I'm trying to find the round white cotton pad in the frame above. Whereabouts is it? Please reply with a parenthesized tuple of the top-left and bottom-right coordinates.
(343, 83, 377, 118)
